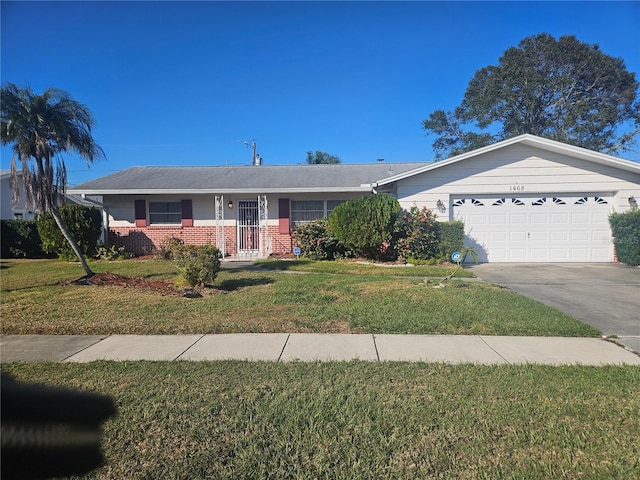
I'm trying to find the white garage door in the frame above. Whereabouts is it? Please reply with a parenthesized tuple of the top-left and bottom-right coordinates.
(452, 194, 613, 263)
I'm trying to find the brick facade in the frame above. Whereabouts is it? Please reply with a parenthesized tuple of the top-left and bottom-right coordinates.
(109, 225, 295, 257)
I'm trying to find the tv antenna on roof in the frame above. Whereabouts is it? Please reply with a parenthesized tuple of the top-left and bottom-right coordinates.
(242, 139, 262, 166)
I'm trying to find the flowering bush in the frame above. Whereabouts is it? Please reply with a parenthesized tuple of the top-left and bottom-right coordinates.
(293, 218, 350, 260)
(394, 206, 439, 262)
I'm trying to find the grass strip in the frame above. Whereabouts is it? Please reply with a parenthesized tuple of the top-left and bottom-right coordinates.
(3, 362, 639, 479)
(1, 259, 599, 336)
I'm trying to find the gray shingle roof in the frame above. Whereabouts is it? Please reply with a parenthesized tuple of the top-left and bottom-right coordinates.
(70, 163, 429, 194)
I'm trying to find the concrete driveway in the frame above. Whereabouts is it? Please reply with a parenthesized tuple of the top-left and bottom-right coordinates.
(467, 263, 640, 353)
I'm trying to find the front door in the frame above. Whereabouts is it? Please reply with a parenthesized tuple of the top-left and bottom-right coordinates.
(238, 200, 260, 256)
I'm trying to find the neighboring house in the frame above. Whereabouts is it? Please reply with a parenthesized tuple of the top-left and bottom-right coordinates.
(1, 170, 105, 243)
(69, 135, 640, 263)
(1, 170, 35, 220)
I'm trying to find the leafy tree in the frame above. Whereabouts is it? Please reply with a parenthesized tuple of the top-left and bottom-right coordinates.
(1, 83, 105, 276)
(423, 33, 640, 159)
(306, 150, 341, 164)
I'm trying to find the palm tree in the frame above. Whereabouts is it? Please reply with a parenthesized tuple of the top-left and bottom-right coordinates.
(1, 83, 105, 276)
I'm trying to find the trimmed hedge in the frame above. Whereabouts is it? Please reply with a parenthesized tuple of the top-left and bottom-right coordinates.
(436, 221, 465, 261)
(329, 194, 401, 259)
(609, 209, 640, 266)
(36, 205, 102, 261)
(0, 220, 45, 258)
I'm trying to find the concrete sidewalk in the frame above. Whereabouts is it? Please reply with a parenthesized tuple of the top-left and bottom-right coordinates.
(1, 334, 639, 365)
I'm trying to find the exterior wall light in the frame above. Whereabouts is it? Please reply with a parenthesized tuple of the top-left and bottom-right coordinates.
(436, 199, 446, 213)
(228, 200, 233, 209)
(629, 196, 638, 208)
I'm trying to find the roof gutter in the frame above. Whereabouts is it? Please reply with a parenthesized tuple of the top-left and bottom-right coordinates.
(68, 186, 374, 196)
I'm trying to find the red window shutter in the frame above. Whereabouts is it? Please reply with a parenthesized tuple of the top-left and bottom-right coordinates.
(279, 198, 290, 234)
(134, 200, 147, 227)
(181, 199, 193, 227)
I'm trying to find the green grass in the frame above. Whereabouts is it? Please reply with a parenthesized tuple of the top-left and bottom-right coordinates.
(3, 362, 639, 479)
(0, 258, 600, 336)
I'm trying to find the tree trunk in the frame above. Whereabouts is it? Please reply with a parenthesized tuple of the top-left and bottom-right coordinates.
(50, 207, 95, 277)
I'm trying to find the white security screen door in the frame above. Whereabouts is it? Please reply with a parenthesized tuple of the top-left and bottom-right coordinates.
(238, 200, 260, 255)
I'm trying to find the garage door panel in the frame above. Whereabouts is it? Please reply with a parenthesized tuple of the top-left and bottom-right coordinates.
(453, 194, 613, 262)
(489, 231, 508, 241)
(529, 231, 547, 241)
(571, 212, 590, 224)
(510, 214, 527, 224)
(490, 214, 507, 224)
(530, 213, 549, 224)
(571, 230, 590, 241)
(550, 231, 568, 241)
(551, 213, 569, 224)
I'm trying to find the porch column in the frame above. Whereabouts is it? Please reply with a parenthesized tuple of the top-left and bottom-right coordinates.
(258, 194, 269, 257)
(214, 195, 225, 257)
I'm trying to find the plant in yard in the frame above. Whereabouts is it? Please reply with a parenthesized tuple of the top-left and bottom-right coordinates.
(157, 235, 185, 260)
(293, 218, 349, 260)
(36, 205, 102, 261)
(172, 244, 221, 288)
(1, 83, 105, 276)
(95, 245, 132, 261)
(0, 219, 44, 258)
(329, 194, 401, 260)
(394, 206, 439, 262)
(609, 208, 640, 266)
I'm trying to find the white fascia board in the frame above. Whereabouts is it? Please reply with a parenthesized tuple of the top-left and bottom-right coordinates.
(373, 134, 640, 188)
(68, 187, 373, 196)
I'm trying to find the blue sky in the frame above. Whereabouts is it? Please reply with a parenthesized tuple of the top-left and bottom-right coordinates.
(2, 1, 639, 186)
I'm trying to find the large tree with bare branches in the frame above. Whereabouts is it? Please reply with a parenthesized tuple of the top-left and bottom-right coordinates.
(1, 83, 105, 276)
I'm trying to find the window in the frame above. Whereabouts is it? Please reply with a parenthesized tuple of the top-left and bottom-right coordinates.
(149, 202, 182, 224)
(291, 200, 324, 227)
(290, 200, 346, 227)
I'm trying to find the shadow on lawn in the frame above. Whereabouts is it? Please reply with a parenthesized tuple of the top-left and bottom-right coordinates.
(255, 260, 313, 271)
(217, 276, 274, 292)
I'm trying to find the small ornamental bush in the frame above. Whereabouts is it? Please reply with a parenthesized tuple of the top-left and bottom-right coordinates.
(609, 208, 640, 266)
(157, 236, 185, 260)
(172, 244, 221, 288)
(36, 205, 102, 261)
(96, 245, 132, 261)
(293, 219, 349, 260)
(394, 206, 439, 262)
(329, 194, 401, 259)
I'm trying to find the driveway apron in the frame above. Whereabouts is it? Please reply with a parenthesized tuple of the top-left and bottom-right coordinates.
(468, 263, 640, 352)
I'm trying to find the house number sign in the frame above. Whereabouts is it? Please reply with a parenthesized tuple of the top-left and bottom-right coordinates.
(509, 185, 525, 191)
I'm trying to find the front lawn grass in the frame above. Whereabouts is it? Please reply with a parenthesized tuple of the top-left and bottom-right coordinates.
(3, 362, 639, 479)
(0, 259, 600, 336)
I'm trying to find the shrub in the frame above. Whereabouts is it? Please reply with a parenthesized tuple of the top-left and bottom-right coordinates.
(172, 244, 221, 288)
(36, 205, 102, 261)
(609, 209, 640, 266)
(157, 236, 185, 260)
(436, 221, 465, 261)
(0, 220, 45, 258)
(96, 245, 132, 261)
(293, 219, 349, 260)
(329, 194, 401, 259)
(394, 206, 439, 262)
